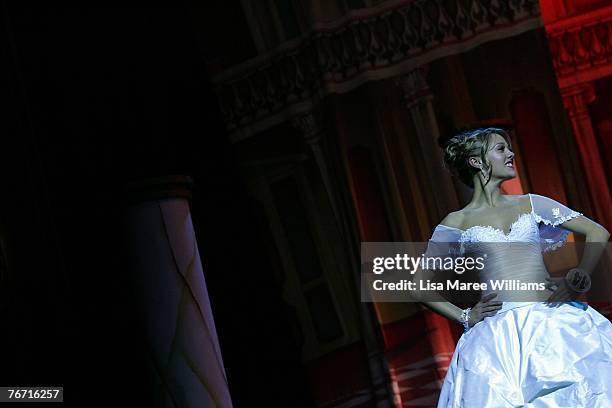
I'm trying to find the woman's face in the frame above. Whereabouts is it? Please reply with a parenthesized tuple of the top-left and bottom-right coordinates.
(485, 133, 516, 180)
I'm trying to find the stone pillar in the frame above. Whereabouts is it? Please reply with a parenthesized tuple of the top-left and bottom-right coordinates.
(292, 113, 396, 408)
(397, 69, 459, 399)
(124, 176, 233, 408)
(596, 119, 612, 183)
(561, 84, 612, 229)
(398, 68, 459, 221)
(292, 112, 342, 226)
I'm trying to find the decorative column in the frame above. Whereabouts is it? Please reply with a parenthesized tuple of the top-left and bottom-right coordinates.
(292, 113, 396, 408)
(596, 119, 612, 182)
(561, 84, 612, 229)
(292, 113, 342, 226)
(398, 68, 460, 221)
(124, 176, 233, 408)
(397, 69, 459, 399)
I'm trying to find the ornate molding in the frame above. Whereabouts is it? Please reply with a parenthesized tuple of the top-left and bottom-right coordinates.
(561, 83, 596, 118)
(292, 112, 323, 144)
(214, 0, 541, 141)
(546, 5, 612, 88)
(397, 68, 431, 108)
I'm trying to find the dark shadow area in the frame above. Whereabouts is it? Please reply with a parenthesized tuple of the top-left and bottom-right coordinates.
(1, 5, 313, 406)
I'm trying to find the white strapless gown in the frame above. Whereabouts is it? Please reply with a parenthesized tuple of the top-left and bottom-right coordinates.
(437, 212, 612, 407)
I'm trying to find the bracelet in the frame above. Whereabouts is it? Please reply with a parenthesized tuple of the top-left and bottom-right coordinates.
(460, 307, 471, 332)
(565, 268, 591, 293)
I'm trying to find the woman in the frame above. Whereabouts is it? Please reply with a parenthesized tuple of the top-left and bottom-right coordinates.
(419, 128, 612, 407)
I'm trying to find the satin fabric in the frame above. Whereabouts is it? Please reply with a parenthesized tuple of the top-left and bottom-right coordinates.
(438, 302, 612, 407)
(433, 196, 612, 407)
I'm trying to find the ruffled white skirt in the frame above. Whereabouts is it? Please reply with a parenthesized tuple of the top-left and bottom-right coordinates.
(437, 302, 612, 407)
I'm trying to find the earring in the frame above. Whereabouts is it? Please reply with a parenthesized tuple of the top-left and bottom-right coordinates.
(481, 169, 489, 183)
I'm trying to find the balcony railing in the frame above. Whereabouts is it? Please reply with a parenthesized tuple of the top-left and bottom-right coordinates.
(546, 4, 612, 88)
(212, 0, 541, 140)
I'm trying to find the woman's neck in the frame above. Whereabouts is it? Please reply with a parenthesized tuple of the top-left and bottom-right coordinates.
(468, 178, 507, 208)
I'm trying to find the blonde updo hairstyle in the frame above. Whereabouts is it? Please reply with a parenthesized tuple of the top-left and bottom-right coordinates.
(442, 127, 512, 188)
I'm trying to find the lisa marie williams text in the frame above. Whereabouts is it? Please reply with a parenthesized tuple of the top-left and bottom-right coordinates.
(372, 279, 547, 291)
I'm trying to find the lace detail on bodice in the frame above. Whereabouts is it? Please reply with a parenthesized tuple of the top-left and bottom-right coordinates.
(458, 213, 539, 244)
(426, 194, 585, 302)
(428, 194, 583, 254)
(457, 212, 550, 302)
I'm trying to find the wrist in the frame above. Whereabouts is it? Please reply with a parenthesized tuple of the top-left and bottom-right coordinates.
(459, 307, 471, 332)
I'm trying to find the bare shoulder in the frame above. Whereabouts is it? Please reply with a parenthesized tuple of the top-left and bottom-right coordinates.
(499, 193, 532, 212)
(439, 210, 465, 229)
(514, 193, 533, 213)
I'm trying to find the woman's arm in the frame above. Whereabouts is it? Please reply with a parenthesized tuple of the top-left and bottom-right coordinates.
(414, 212, 468, 323)
(413, 289, 502, 328)
(421, 301, 464, 322)
(547, 215, 609, 301)
(410, 254, 502, 327)
(416, 211, 503, 327)
(559, 215, 609, 274)
(409, 265, 464, 322)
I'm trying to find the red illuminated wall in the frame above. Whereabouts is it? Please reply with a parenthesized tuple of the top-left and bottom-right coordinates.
(510, 89, 569, 204)
(539, 0, 612, 229)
